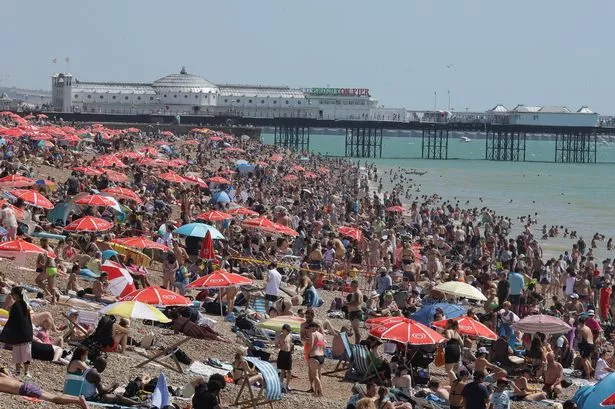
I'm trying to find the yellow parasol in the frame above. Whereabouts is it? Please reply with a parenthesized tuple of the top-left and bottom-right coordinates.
(99, 301, 170, 323)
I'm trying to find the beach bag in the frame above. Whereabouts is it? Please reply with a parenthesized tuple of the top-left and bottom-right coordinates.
(174, 348, 193, 365)
(123, 377, 143, 398)
(434, 347, 445, 367)
(204, 301, 227, 316)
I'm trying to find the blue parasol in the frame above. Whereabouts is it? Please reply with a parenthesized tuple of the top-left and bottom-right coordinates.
(411, 302, 466, 325)
(175, 223, 225, 240)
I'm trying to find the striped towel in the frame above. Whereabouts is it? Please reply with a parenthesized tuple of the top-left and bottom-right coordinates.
(245, 357, 282, 401)
(249, 297, 267, 314)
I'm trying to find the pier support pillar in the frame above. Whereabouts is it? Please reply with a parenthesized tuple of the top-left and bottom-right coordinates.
(421, 127, 449, 159)
(554, 130, 596, 163)
(485, 128, 526, 161)
(344, 127, 383, 158)
(273, 125, 310, 152)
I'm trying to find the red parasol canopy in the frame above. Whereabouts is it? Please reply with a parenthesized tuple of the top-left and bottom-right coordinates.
(369, 318, 446, 345)
(74, 194, 117, 207)
(10, 189, 53, 209)
(92, 155, 127, 169)
(282, 174, 298, 182)
(104, 169, 128, 183)
(265, 223, 299, 237)
(0, 174, 35, 188)
(120, 286, 191, 306)
(73, 166, 104, 176)
(242, 216, 276, 230)
(291, 165, 305, 172)
(0, 200, 25, 221)
(270, 154, 283, 162)
(159, 172, 189, 184)
(102, 261, 136, 298)
(195, 210, 232, 222)
(227, 206, 259, 217)
(338, 226, 363, 241)
(187, 269, 253, 289)
(0, 238, 54, 258)
(64, 216, 113, 232)
(199, 230, 215, 260)
(111, 236, 168, 251)
(386, 206, 405, 213)
(432, 316, 497, 340)
(207, 176, 231, 184)
(101, 187, 143, 204)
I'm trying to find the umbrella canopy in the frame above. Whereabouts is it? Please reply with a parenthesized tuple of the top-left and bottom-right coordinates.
(111, 236, 168, 251)
(101, 261, 136, 298)
(574, 372, 615, 409)
(207, 176, 231, 184)
(64, 216, 113, 232)
(10, 189, 53, 209)
(187, 269, 253, 289)
(257, 316, 305, 333)
(199, 230, 215, 260)
(159, 172, 189, 184)
(265, 223, 299, 237)
(213, 191, 231, 204)
(101, 187, 143, 204)
(270, 154, 283, 162)
(369, 318, 446, 345)
(99, 301, 170, 323)
(0, 200, 25, 221)
(104, 169, 128, 183)
(92, 156, 127, 168)
(512, 314, 573, 335)
(338, 226, 363, 241)
(0, 174, 35, 188)
(411, 302, 466, 325)
(73, 166, 104, 176)
(75, 194, 117, 207)
(175, 223, 225, 240)
(227, 206, 259, 217)
(432, 316, 497, 340)
(434, 281, 487, 301)
(0, 238, 54, 258)
(282, 174, 298, 182)
(102, 249, 119, 262)
(195, 210, 232, 222)
(386, 205, 405, 213)
(242, 217, 276, 230)
(120, 286, 191, 306)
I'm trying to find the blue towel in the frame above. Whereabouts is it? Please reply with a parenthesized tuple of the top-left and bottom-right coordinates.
(151, 373, 171, 409)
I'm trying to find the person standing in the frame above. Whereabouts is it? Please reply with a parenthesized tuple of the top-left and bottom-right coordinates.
(443, 319, 463, 384)
(275, 324, 293, 393)
(0, 287, 33, 376)
(1, 203, 18, 240)
(264, 262, 281, 312)
(347, 280, 363, 344)
(507, 269, 524, 315)
(577, 317, 594, 379)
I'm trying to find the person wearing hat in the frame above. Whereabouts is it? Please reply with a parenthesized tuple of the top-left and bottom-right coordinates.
(275, 323, 293, 393)
(475, 346, 507, 383)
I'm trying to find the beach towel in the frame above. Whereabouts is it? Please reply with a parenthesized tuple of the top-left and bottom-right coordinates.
(151, 373, 171, 409)
(188, 361, 230, 378)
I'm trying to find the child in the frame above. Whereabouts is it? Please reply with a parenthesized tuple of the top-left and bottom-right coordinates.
(275, 324, 293, 392)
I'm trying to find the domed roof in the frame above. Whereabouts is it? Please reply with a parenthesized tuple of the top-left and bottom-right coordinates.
(152, 67, 218, 93)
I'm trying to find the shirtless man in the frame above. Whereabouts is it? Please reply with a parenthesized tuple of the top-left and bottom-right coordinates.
(577, 317, 594, 378)
(510, 368, 546, 401)
(0, 370, 88, 408)
(275, 324, 293, 392)
(347, 280, 363, 344)
(475, 347, 507, 382)
(542, 352, 564, 399)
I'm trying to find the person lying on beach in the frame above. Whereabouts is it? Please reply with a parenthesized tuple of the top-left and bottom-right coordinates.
(0, 366, 88, 408)
(170, 309, 225, 342)
(82, 357, 140, 406)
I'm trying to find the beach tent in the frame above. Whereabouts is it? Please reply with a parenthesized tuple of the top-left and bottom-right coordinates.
(47, 202, 81, 225)
(574, 372, 615, 409)
(411, 302, 466, 325)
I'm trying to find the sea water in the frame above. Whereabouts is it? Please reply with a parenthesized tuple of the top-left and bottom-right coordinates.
(262, 133, 615, 261)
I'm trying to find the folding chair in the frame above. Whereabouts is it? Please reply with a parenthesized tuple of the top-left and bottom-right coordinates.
(134, 336, 191, 374)
(349, 344, 386, 384)
(62, 310, 99, 343)
(234, 356, 282, 409)
(323, 331, 352, 376)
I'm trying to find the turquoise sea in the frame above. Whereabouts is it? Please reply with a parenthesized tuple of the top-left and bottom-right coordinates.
(262, 132, 615, 260)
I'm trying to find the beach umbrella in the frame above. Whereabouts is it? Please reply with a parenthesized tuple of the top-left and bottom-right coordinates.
(265, 223, 299, 237)
(101, 249, 119, 262)
(255, 161, 268, 167)
(92, 156, 127, 168)
(64, 216, 113, 232)
(242, 216, 276, 230)
(37, 114, 48, 119)
(73, 166, 104, 176)
(434, 281, 487, 301)
(224, 147, 245, 153)
(512, 314, 573, 335)
(101, 187, 143, 204)
(101, 261, 136, 298)
(120, 286, 191, 306)
(159, 172, 189, 184)
(386, 205, 405, 213)
(574, 372, 615, 409)
(100, 301, 170, 323)
(161, 131, 174, 137)
(210, 136, 223, 142)
(195, 210, 232, 222)
(187, 269, 252, 289)
(0, 238, 55, 258)
(0, 200, 25, 221)
(126, 127, 140, 133)
(183, 175, 208, 188)
(432, 316, 497, 340)
(338, 226, 363, 241)
(227, 206, 259, 217)
(270, 154, 283, 162)
(411, 302, 466, 325)
(74, 194, 117, 207)
(213, 191, 231, 204)
(291, 165, 305, 172)
(257, 316, 305, 333)
(304, 172, 318, 180)
(111, 236, 168, 251)
(9, 189, 53, 209)
(0, 174, 35, 188)
(207, 176, 231, 184)
(282, 174, 298, 182)
(175, 223, 225, 240)
(369, 318, 446, 346)
(104, 169, 128, 183)
(199, 230, 215, 260)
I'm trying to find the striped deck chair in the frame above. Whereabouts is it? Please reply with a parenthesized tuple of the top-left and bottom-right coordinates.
(350, 344, 386, 384)
(249, 297, 268, 315)
(323, 331, 352, 376)
(234, 356, 282, 409)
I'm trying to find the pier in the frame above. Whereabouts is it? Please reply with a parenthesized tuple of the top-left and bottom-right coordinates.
(485, 128, 527, 162)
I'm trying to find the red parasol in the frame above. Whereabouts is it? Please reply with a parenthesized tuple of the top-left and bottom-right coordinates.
(195, 210, 232, 222)
(102, 261, 136, 298)
(64, 216, 113, 232)
(432, 316, 497, 340)
(74, 194, 117, 207)
(104, 169, 128, 183)
(282, 174, 298, 182)
(101, 187, 143, 204)
(10, 189, 53, 209)
(265, 223, 299, 237)
(224, 147, 245, 153)
(184, 175, 208, 188)
(207, 176, 231, 184)
(0, 238, 55, 258)
(304, 172, 318, 180)
(209, 136, 223, 141)
(386, 205, 405, 213)
(270, 154, 283, 162)
(227, 206, 259, 217)
(0, 174, 35, 188)
(242, 216, 276, 230)
(187, 269, 253, 289)
(111, 236, 168, 251)
(126, 127, 140, 133)
(0, 200, 25, 221)
(291, 165, 305, 172)
(139, 146, 158, 155)
(159, 172, 189, 184)
(73, 166, 104, 176)
(120, 286, 190, 306)
(199, 230, 215, 260)
(92, 155, 127, 168)
(338, 226, 363, 241)
(369, 318, 446, 345)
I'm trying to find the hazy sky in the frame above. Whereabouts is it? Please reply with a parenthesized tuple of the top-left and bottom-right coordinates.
(2, 1, 614, 113)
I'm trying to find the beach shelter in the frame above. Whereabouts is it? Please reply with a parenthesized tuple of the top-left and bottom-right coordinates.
(574, 372, 615, 409)
(512, 314, 572, 335)
(233, 357, 282, 408)
(369, 318, 446, 345)
(434, 281, 487, 301)
(175, 222, 225, 240)
(120, 286, 191, 307)
(213, 191, 231, 204)
(432, 316, 497, 340)
(64, 216, 113, 232)
(101, 261, 136, 298)
(411, 302, 466, 325)
(9, 189, 54, 209)
(47, 202, 81, 225)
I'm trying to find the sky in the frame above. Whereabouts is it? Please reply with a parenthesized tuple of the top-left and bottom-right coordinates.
(2, 1, 614, 113)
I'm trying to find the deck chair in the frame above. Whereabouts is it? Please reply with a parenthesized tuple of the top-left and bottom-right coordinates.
(349, 344, 386, 384)
(323, 331, 352, 376)
(62, 310, 99, 343)
(234, 356, 282, 409)
(134, 336, 191, 374)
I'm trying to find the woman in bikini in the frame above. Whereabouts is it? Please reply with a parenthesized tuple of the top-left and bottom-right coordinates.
(448, 369, 470, 409)
(307, 322, 325, 397)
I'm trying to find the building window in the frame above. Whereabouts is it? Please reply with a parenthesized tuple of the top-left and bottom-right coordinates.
(163, 94, 167, 98)
(137, 96, 141, 100)
(224, 99, 228, 103)
(125, 96, 129, 100)
(285, 100, 289, 104)
(112, 96, 116, 100)
(87, 95, 91, 99)
(248, 99, 253, 104)
(100, 95, 103, 99)
(195, 95, 198, 99)
(261, 100, 265, 104)
(74, 95, 79, 99)
(273, 100, 277, 104)
(298, 101, 301, 105)
(236, 99, 240, 103)
(150, 97, 154, 101)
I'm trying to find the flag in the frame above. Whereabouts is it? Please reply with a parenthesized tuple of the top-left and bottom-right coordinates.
(51, 58, 57, 64)
(151, 373, 171, 409)
(199, 230, 215, 260)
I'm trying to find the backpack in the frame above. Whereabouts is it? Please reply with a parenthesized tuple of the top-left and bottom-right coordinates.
(123, 377, 143, 398)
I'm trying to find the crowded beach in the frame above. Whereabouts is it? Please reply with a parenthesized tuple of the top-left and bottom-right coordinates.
(0, 111, 610, 409)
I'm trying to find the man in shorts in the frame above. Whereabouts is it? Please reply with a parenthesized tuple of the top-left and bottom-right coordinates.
(347, 280, 363, 344)
(264, 262, 281, 312)
(275, 324, 293, 392)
